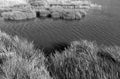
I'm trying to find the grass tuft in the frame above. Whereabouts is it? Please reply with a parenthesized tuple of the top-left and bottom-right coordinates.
(0, 30, 52, 79)
(48, 40, 120, 79)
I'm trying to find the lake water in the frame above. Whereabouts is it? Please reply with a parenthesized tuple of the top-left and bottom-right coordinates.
(0, 0, 120, 51)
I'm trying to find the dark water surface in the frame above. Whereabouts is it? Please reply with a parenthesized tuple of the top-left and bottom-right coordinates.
(0, 0, 120, 50)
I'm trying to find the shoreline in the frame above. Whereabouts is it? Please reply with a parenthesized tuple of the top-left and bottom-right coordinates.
(0, 0, 101, 20)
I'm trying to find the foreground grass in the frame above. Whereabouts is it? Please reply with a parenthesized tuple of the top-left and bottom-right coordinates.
(0, 30, 120, 79)
(48, 40, 120, 79)
(0, 30, 52, 79)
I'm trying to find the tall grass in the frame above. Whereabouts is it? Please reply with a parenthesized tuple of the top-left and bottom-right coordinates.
(0, 30, 120, 79)
(48, 40, 120, 79)
(0, 30, 52, 79)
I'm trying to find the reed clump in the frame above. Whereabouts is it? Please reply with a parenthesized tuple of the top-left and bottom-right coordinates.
(0, 30, 52, 79)
(48, 40, 120, 79)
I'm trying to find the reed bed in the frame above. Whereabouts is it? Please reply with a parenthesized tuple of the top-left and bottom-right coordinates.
(0, 30, 120, 79)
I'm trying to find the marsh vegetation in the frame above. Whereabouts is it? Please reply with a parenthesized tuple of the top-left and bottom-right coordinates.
(0, 30, 120, 79)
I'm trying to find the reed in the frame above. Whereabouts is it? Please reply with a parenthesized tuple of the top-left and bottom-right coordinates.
(0, 30, 52, 79)
(48, 40, 120, 79)
(0, 30, 120, 79)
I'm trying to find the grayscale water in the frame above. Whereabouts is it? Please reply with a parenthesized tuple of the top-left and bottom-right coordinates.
(0, 0, 120, 49)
